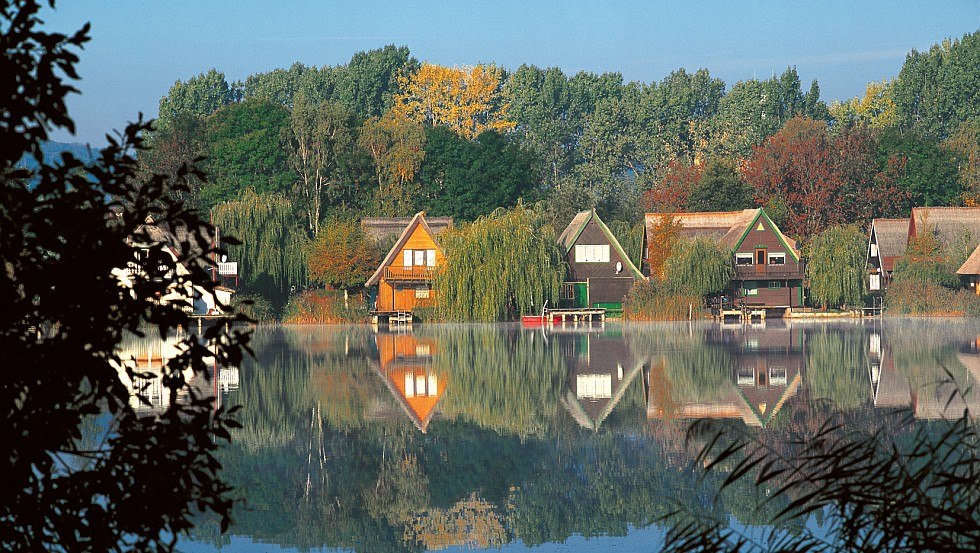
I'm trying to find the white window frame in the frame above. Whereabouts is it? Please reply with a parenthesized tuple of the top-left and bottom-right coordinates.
(415, 287, 430, 299)
(403, 249, 412, 267)
(426, 249, 436, 267)
(735, 253, 753, 266)
(574, 244, 610, 263)
(768, 252, 786, 265)
(744, 283, 759, 296)
(414, 249, 425, 266)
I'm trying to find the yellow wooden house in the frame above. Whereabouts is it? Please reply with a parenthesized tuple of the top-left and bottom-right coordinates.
(365, 212, 451, 315)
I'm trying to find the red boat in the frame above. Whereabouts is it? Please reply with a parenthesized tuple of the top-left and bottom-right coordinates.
(520, 313, 559, 326)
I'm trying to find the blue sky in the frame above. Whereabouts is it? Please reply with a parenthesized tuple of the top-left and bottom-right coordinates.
(43, 1, 979, 145)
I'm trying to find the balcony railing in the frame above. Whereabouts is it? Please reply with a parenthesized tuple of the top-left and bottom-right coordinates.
(217, 261, 238, 276)
(384, 266, 435, 282)
(733, 264, 805, 279)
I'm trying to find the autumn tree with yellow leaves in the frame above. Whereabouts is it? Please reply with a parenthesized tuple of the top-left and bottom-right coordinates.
(392, 63, 515, 139)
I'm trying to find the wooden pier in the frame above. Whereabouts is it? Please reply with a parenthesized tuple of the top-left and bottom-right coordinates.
(548, 308, 606, 324)
(371, 311, 415, 327)
(718, 307, 767, 323)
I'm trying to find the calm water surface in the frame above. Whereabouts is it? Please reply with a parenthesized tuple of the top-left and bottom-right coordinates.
(165, 319, 980, 552)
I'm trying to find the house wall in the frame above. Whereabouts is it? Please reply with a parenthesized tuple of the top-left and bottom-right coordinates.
(376, 223, 443, 312)
(566, 219, 636, 306)
(731, 216, 803, 308)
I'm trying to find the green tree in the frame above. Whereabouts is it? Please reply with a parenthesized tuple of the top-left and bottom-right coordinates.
(140, 111, 207, 203)
(664, 238, 733, 298)
(200, 98, 294, 208)
(334, 45, 418, 118)
(239, 62, 339, 107)
(211, 190, 309, 311)
(686, 158, 753, 212)
(2, 2, 249, 549)
(158, 68, 235, 129)
(944, 118, 980, 205)
(433, 203, 564, 321)
(805, 224, 867, 309)
(286, 94, 357, 236)
(877, 126, 960, 207)
(892, 32, 980, 140)
(358, 111, 426, 216)
(417, 127, 541, 221)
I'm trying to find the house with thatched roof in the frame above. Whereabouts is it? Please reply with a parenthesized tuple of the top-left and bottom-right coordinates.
(644, 208, 804, 308)
(364, 212, 453, 315)
(866, 218, 910, 291)
(908, 207, 980, 251)
(957, 244, 980, 295)
(113, 218, 237, 316)
(558, 209, 645, 311)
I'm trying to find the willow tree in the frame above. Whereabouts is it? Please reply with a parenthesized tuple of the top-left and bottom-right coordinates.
(805, 224, 866, 309)
(433, 203, 564, 321)
(664, 238, 733, 297)
(211, 189, 308, 309)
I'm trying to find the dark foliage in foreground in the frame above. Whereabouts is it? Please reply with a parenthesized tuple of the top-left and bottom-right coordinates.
(1, 1, 251, 550)
(665, 397, 979, 552)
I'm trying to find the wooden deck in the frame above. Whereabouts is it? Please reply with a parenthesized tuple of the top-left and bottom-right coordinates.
(546, 308, 606, 324)
(371, 311, 415, 326)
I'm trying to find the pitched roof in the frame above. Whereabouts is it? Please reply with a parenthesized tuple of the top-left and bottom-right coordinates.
(910, 207, 980, 250)
(645, 208, 799, 259)
(365, 212, 447, 287)
(361, 216, 453, 241)
(871, 218, 910, 272)
(560, 209, 645, 279)
(957, 243, 980, 275)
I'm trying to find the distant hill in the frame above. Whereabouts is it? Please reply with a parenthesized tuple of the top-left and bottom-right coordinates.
(16, 141, 97, 170)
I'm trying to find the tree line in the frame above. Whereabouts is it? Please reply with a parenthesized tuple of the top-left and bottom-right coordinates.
(140, 34, 980, 314)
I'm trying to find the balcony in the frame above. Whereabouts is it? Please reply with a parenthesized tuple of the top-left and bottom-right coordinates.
(733, 264, 805, 280)
(384, 266, 435, 282)
(217, 261, 238, 276)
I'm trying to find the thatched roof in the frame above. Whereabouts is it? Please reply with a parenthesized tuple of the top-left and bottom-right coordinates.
(909, 207, 980, 250)
(365, 212, 446, 287)
(870, 218, 910, 272)
(558, 210, 593, 250)
(361, 216, 453, 241)
(645, 208, 799, 257)
(957, 244, 980, 276)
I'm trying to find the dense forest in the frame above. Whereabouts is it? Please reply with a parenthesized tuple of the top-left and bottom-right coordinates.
(138, 34, 980, 315)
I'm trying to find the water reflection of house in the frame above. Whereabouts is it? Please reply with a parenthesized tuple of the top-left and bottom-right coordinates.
(646, 324, 803, 427)
(115, 333, 239, 413)
(869, 335, 980, 418)
(557, 332, 643, 431)
(372, 331, 446, 433)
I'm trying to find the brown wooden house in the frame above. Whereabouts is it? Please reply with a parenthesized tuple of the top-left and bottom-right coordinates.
(644, 208, 804, 308)
(866, 218, 909, 291)
(364, 212, 452, 315)
(558, 209, 645, 311)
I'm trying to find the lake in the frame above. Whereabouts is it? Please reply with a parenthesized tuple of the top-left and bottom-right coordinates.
(167, 319, 980, 552)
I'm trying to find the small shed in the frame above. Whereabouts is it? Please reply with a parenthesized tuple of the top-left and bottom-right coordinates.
(557, 209, 644, 311)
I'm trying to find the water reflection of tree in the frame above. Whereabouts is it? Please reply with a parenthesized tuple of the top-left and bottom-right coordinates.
(805, 326, 868, 409)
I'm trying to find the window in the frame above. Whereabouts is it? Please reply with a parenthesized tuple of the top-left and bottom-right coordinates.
(560, 283, 576, 300)
(426, 249, 436, 267)
(403, 250, 412, 266)
(576, 374, 612, 399)
(403, 249, 435, 266)
(415, 287, 430, 299)
(744, 283, 758, 296)
(769, 367, 788, 386)
(756, 222, 765, 231)
(574, 244, 610, 263)
(768, 252, 786, 265)
(870, 243, 879, 257)
(768, 281, 783, 289)
(869, 273, 881, 291)
(735, 253, 753, 266)
(414, 249, 425, 266)
(737, 368, 755, 387)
